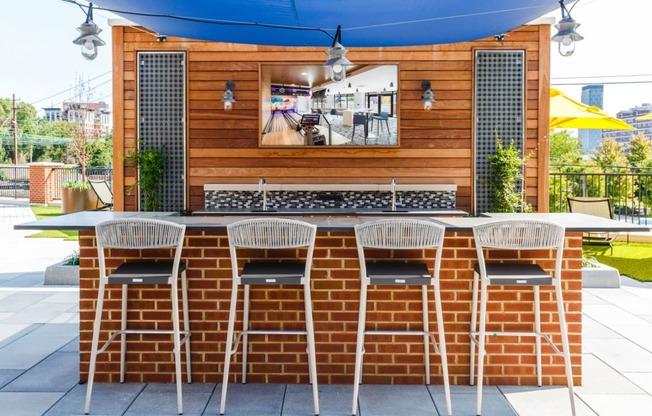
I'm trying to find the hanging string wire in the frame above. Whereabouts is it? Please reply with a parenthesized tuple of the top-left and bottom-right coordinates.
(61, 0, 564, 41)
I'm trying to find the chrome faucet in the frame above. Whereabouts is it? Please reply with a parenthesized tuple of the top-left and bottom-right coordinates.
(258, 177, 267, 211)
(390, 178, 396, 212)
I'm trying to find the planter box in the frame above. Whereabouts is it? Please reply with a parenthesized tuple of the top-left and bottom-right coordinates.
(44, 260, 79, 285)
(62, 187, 98, 214)
(582, 263, 620, 288)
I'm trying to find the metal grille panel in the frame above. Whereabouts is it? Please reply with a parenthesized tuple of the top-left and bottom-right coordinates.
(474, 50, 525, 214)
(137, 52, 186, 211)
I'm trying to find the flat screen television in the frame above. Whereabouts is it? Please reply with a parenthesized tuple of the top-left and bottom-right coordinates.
(300, 114, 320, 126)
(260, 64, 398, 147)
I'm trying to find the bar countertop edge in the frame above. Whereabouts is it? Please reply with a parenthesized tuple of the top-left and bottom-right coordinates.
(13, 211, 651, 233)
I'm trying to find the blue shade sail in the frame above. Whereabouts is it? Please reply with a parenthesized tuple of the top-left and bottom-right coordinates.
(92, 0, 562, 47)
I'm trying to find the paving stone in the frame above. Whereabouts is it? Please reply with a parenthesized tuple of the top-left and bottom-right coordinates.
(0, 332, 72, 370)
(283, 384, 349, 416)
(579, 393, 652, 416)
(576, 354, 644, 395)
(2, 352, 80, 392)
(357, 384, 436, 416)
(204, 383, 285, 416)
(0, 392, 64, 416)
(0, 370, 23, 389)
(584, 338, 652, 372)
(124, 383, 214, 416)
(500, 385, 596, 416)
(46, 382, 145, 416)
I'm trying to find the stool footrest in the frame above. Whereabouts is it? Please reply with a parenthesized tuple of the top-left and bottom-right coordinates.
(98, 329, 190, 355)
(469, 330, 563, 356)
(228, 329, 308, 357)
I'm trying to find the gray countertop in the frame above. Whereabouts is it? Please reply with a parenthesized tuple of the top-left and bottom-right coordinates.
(13, 211, 651, 233)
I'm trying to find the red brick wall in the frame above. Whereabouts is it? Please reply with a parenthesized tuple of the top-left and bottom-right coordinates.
(28, 163, 64, 205)
(78, 230, 582, 386)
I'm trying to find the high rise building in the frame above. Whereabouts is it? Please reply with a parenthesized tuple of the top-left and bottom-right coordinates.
(42, 101, 111, 137)
(609, 104, 652, 148)
(578, 85, 604, 152)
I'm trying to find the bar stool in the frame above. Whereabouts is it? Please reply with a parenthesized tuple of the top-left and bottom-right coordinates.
(220, 218, 319, 415)
(352, 219, 452, 416)
(470, 219, 576, 416)
(85, 219, 191, 415)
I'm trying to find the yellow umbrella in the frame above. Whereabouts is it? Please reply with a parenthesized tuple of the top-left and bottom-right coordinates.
(636, 112, 652, 121)
(550, 88, 635, 130)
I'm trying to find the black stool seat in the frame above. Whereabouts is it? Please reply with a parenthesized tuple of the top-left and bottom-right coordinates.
(107, 261, 187, 285)
(366, 262, 431, 285)
(241, 261, 306, 284)
(473, 263, 553, 286)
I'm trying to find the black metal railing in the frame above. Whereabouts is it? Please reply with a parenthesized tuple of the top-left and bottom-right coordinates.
(0, 165, 30, 199)
(51, 166, 113, 200)
(549, 166, 652, 224)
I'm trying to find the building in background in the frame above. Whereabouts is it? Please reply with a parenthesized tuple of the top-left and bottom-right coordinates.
(610, 103, 652, 148)
(579, 85, 604, 153)
(43, 101, 111, 137)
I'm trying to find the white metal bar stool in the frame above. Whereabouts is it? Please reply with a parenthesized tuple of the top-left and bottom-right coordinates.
(220, 218, 319, 415)
(85, 219, 191, 415)
(470, 219, 576, 416)
(352, 219, 452, 416)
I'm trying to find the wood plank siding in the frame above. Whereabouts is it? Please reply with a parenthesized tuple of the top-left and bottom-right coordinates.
(112, 25, 551, 214)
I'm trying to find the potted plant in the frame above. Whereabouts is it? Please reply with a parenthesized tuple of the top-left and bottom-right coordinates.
(581, 253, 621, 288)
(487, 138, 532, 213)
(127, 143, 166, 211)
(61, 180, 98, 213)
(44, 250, 80, 285)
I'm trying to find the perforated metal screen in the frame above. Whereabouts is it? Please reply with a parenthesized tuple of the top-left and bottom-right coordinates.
(137, 52, 186, 211)
(474, 50, 525, 214)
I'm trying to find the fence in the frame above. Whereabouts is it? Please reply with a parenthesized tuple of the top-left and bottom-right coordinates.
(50, 166, 113, 201)
(549, 166, 652, 224)
(0, 165, 30, 199)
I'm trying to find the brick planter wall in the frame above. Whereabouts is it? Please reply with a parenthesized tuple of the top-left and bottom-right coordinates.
(78, 230, 582, 386)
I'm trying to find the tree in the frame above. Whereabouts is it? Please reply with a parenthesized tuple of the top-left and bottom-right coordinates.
(68, 127, 98, 183)
(488, 139, 531, 212)
(627, 132, 652, 169)
(550, 130, 585, 170)
(592, 137, 627, 172)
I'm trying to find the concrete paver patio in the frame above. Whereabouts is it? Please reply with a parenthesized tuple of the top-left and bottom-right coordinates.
(1, 201, 651, 415)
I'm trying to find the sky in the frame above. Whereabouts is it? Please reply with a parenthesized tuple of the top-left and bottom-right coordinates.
(1, 0, 651, 117)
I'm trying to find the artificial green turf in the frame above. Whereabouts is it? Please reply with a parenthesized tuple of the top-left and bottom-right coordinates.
(584, 242, 652, 282)
(27, 206, 79, 241)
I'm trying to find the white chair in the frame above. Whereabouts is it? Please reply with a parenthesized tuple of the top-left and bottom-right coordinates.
(220, 218, 319, 415)
(352, 219, 452, 416)
(85, 219, 191, 415)
(470, 219, 575, 416)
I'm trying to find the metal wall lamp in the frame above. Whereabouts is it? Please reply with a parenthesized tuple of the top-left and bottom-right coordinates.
(72, 3, 105, 61)
(551, 0, 584, 57)
(421, 81, 435, 111)
(324, 25, 353, 83)
(222, 80, 236, 111)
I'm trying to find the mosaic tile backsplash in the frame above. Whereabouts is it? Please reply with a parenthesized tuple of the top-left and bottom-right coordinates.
(205, 190, 456, 210)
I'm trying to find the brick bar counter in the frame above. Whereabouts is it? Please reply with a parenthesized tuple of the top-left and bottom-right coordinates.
(15, 212, 647, 387)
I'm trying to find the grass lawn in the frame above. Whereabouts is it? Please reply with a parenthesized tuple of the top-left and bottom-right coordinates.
(585, 242, 652, 282)
(27, 206, 78, 241)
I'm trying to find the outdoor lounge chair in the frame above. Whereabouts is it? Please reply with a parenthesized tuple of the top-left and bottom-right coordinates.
(88, 179, 113, 210)
(567, 196, 619, 254)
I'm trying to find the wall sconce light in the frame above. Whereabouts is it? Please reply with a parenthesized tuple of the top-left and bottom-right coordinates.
(348, 82, 352, 88)
(421, 81, 435, 111)
(389, 82, 394, 88)
(494, 33, 505, 41)
(72, 3, 105, 61)
(156, 34, 167, 42)
(324, 25, 352, 83)
(222, 80, 236, 111)
(551, 0, 583, 57)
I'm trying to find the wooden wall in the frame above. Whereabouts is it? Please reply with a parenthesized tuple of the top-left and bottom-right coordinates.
(111, 25, 551, 214)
